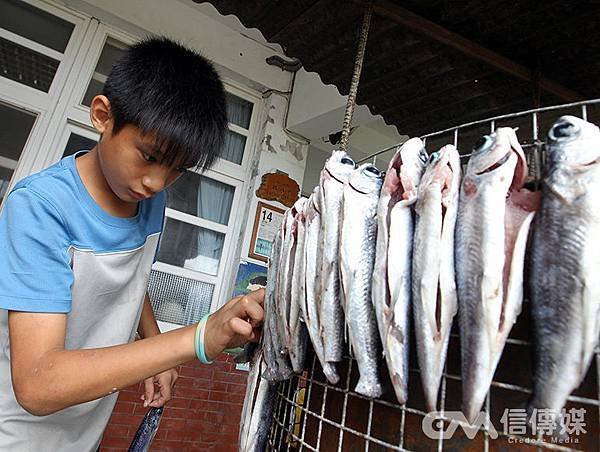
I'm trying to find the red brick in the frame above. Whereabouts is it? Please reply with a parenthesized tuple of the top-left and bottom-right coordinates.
(98, 436, 131, 448)
(147, 439, 188, 451)
(179, 364, 213, 379)
(155, 427, 169, 440)
(163, 406, 190, 419)
(166, 428, 202, 442)
(206, 380, 228, 392)
(178, 387, 210, 400)
(158, 417, 186, 430)
(108, 413, 144, 426)
(189, 399, 236, 412)
(175, 376, 195, 389)
(190, 377, 213, 389)
(164, 396, 191, 409)
(208, 391, 244, 404)
(221, 422, 241, 433)
(112, 401, 135, 414)
(117, 389, 144, 402)
(213, 371, 247, 384)
(226, 382, 247, 395)
(198, 410, 226, 425)
(102, 424, 130, 438)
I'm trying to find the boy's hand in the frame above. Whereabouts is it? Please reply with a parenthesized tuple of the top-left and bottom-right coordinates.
(203, 289, 265, 361)
(141, 368, 178, 408)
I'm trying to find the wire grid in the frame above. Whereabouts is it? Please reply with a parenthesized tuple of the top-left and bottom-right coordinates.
(265, 99, 600, 451)
(147, 269, 213, 326)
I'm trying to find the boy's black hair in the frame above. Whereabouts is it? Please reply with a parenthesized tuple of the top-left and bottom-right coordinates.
(103, 36, 227, 171)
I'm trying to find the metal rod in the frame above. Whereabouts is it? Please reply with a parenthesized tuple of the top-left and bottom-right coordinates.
(358, 97, 600, 163)
(336, 358, 354, 452)
(339, 2, 373, 152)
(299, 356, 317, 451)
(315, 379, 328, 450)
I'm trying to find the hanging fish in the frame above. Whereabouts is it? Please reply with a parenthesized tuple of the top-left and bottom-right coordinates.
(372, 137, 427, 404)
(319, 150, 357, 364)
(128, 407, 163, 452)
(276, 207, 297, 354)
(340, 163, 384, 398)
(529, 116, 600, 430)
(239, 349, 278, 452)
(289, 198, 309, 373)
(455, 127, 539, 422)
(303, 187, 339, 384)
(263, 230, 293, 381)
(412, 144, 460, 412)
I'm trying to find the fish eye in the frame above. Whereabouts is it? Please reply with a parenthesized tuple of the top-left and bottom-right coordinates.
(419, 150, 428, 163)
(550, 120, 578, 139)
(473, 135, 493, 153)
(428, 152, 439, 164)
(365, 165, 380, 176)
(341, 156, 356, 167)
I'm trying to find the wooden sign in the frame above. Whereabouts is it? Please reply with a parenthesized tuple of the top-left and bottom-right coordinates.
(248, 201, 286, 262)
(255, 171, 299, 208)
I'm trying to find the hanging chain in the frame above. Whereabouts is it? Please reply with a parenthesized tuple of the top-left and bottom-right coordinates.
(339, 2, 373, 152)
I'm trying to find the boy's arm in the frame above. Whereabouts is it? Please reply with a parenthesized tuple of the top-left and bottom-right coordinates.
(137, 292, 178, 408)
(138, 293, 160, 339)
(8, 289, 264, 416)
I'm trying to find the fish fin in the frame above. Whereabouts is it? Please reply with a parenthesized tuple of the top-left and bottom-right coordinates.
(502, 210, 535, 332)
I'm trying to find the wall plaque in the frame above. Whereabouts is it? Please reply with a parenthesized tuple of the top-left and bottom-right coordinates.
(255, 171, 299, 208)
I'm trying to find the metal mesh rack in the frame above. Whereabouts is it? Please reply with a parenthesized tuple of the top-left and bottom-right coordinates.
(266, 99, 600, 451)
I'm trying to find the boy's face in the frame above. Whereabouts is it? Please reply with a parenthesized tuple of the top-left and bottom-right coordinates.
(90, 96, 185, 204)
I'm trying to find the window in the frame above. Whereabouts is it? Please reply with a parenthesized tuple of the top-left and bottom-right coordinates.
(0, 0, 74, 92)
(222, 93, 253, 165)
(0, 102, 37, 203)
(81, 37, 126, 106)
(152, 170, 240, 325)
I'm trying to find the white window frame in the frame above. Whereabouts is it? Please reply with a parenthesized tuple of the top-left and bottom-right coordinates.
(0, 0, 90, 208)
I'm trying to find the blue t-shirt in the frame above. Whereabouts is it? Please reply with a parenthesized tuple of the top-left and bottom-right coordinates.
(0, 152, 165, 451)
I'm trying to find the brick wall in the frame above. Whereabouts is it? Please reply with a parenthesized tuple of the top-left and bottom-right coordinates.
(99, 355, 248, 451)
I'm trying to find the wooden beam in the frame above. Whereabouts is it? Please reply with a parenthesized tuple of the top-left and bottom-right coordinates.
(368, 0, 584, 102)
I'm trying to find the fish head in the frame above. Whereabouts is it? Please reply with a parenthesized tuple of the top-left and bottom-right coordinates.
(385, 137, 427, 202)
(324, 150, 357, 183)
(420, 144, 461, 203)
(465, 127, 527, 191)
(349, 163, 384, 195)
(547, 115, 600, 169)
(292, 197, 308, 216)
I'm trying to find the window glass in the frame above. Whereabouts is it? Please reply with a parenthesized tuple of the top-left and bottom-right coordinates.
(226, 93, 252, 129)
(0, 37, 59, 92)
(166, 172, 234, 225)
(82, 39, 127, 106)
(0, 0, 74, 53)
(0, 103, 36, 203)
(62, 133, 97, 158)
(221, 129, 246, 165)
(157, 218, 225, 276)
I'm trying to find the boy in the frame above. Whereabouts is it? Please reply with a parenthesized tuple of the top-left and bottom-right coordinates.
(0, 37, 264, 451)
